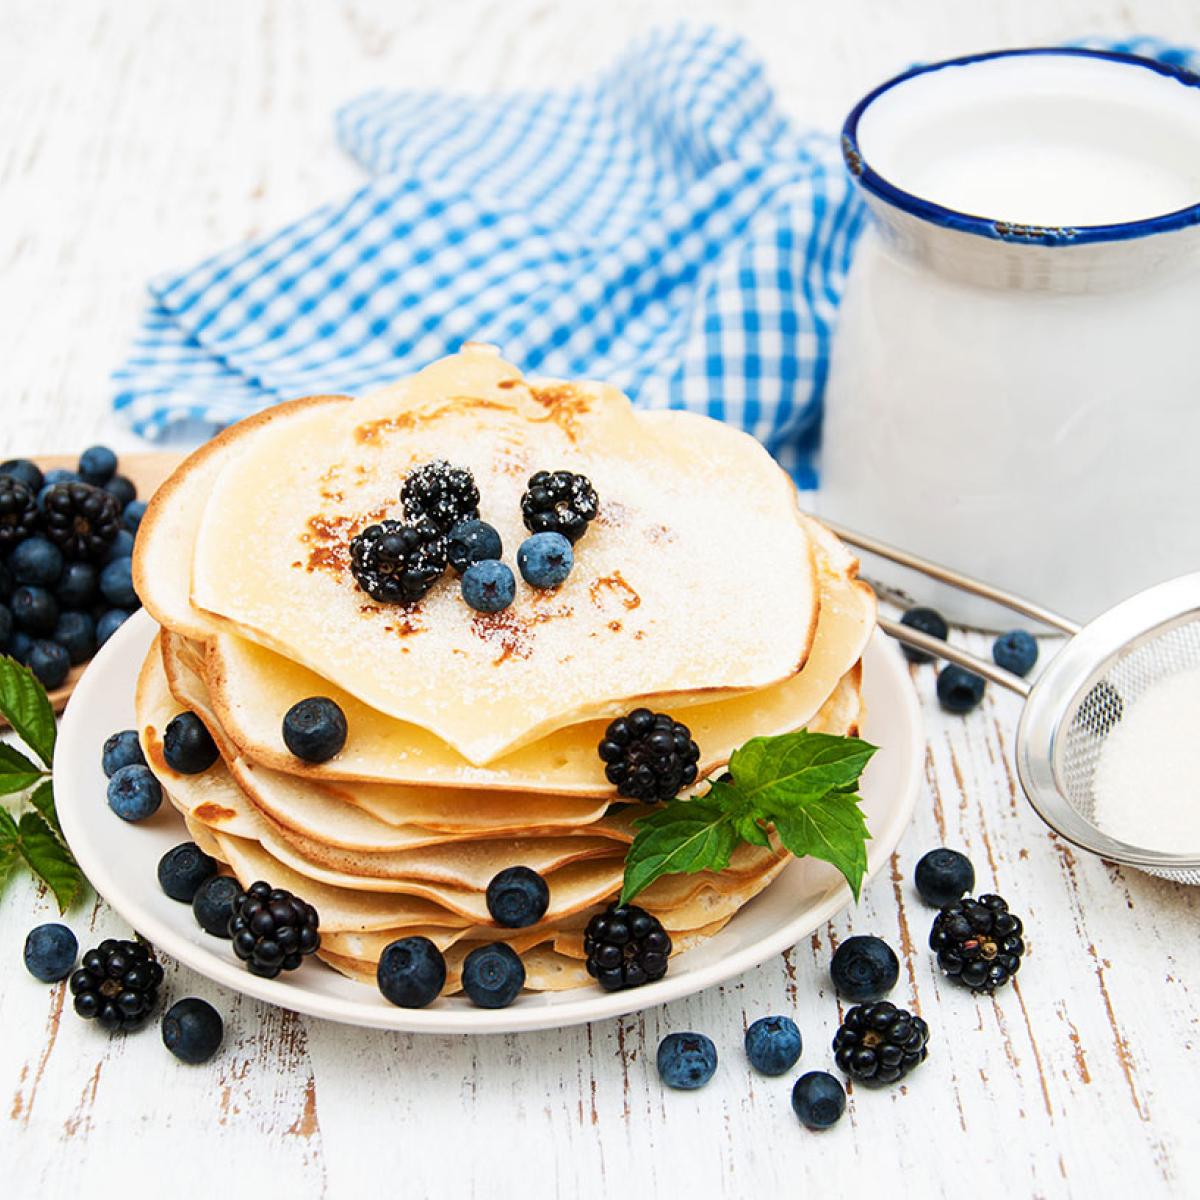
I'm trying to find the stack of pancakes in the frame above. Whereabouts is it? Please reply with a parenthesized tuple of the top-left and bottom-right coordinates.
(131, 346, 875, 994)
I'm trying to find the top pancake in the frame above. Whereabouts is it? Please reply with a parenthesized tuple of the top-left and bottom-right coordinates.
(185, 345, 818, 764)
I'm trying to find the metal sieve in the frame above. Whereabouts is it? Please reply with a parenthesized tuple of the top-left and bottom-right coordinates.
(825, 521, 1200, 885)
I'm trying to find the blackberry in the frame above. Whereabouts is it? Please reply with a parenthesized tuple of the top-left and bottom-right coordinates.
(349, 519, 447, 604)
(41, 482, 121, 561)
(930, 893, 1025, 994)
(400, 460, 480, 533)
(228, 881, 320, 979)
(583, 903, 671, 991)
(69, 938, 163, 1031)
(520, 470, 599, 544)
(598, 708, 700, 802)
(833, 1001, 929, 1086)
(0, 474, 38, 551)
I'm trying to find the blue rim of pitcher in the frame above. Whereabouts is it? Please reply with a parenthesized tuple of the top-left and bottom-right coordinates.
(842, 46, 1200, 246)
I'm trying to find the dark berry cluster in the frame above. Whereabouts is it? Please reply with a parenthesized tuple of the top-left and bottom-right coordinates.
(832, 1001, 929, 1086)
(69, 938, 164, 1031)
(0, 475, 38, 550)
(228, 881, 321, 979)
(584, 903, 672, 991)
(520, 470, 599, 544)
(41, 482, 122, 561)
(929, 894, 1025, 994)
(598, 708, 700, 802)
(348, 519, 448, 603)
(401, 459, 480, 533)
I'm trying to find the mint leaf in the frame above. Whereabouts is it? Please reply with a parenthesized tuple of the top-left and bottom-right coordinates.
(619, 794, 738, 904)
(30, 779, 62, 838)
(16, 812, 84, 912)
(0, 656, 57, 767)
(769, 791, 871, 900)
(0, 742, 46, 795)
(729, 731, 877, 806)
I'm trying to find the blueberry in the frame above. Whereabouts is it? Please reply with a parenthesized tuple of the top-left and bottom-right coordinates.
(486, 866, 550, 928)
(5, 629, 33, 664)
(27, 639, 70, 688)
(40, 468, 78, 493)
(11, 585, 58, 634)
(192, 875, 241, 937)
(104, 529, 135, 563)
(163, 711, 218, 774)
(899, 606, 948, 664)
(122, 499, 147, 533)
(106, 762, 162, 822)
(377, 936, 447, 1008)
(158, 842, 219, 903)
(791, 1071, 846, 1130)
(656, 1031, 718, 1090)
(0, 603, 10, 647)
(78, 445, 118, 486)
(744, 1015, 803, 1076)
(461, 942, 526, 1008)
(830, 935, 900, 1002)
(282, 697, 347, 763)
(95, 608, 131, 647)
(1, 459, 44, 493)
(23, 923, 78, 982)
(936, 664, 986, 714)
(162, 997, 224, 1064)
(55, 561, 97, 608)
(99, 556, 137, 608)
(460, 559, 515, 613)
(517, 532, 573, 590)
(9, 537, 63, 587)
(102, 729, 146, 778)
(993, 629, 1038, 677)
(104, 474, 137, 508)
(446, 519, 503, 575)
(53, 610, 96, 665)
(914, 848, 975, 908)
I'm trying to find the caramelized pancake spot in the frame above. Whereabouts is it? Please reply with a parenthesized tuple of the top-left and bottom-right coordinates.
(589, 571, 641, 612)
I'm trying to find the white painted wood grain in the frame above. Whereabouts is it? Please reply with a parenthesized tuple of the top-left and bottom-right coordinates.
(4, 2, 1200, 1196)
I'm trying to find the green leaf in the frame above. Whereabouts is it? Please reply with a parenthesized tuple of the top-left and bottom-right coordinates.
(729, 731, 877, 805)
(0, 741, 46, 795)
(29, 779, 61, 838)
(0, 805, 18, 847)
(770, 791, 871, 900)
(0, 845, 18, 893)
(619, 795, 738, 904)
(15, 812, 84, 912)
(0, 655, 57, 767)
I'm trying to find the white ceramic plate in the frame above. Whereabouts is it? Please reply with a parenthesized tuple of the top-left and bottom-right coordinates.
(55, 611, 922, 1034)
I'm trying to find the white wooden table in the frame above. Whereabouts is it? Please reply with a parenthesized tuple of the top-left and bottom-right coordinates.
(4, 2, 1200, 1195)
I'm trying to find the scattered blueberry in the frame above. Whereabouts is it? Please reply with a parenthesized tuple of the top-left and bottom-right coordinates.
(23, 923, 78, 982)
(162, 997, 224, 1064)
(162, 711, 218, 774)
(830, 936, 900, 1003)
(95, 608, 131, 647)
(377, 936, 447, 1008)
(486, 866, 550, 928)
(657, 1032, 718, 1090)
(9, 537, 64, 587)
(914, 849, 975, 908)
(122, 499, 147, 533)
(55, 560, 98, 608)
(5, 629, 33, 663)
(103, 475, 137, 509)
(791, 1071, 846, 1130)
(99, 556, 137, 608)
(282, 697, 347, 763)
(10, 585, 58, 634)
(52, 610, 95, 665)
(517, 532, 573, 589)
(461, 559, 516, 613)
(102, 729, 146, 778)
(993, 629, 1038, 677)
(106, 763, 162, 822)
(78, 445, 118, 486)
(104, 529, 135, 563)
(158, 842, 219, 903)
(27, 639, 70, 688)
(445, 519, 503, 575)
(936, 664, 986, 714)
(461, 942, 526, 1008)
(0, 603, 10, 647)
(899, 606, 948, 664)
(192, 875, 241, 938)
(0, 458, 44, 493)
(744, 1015, 803, 1076)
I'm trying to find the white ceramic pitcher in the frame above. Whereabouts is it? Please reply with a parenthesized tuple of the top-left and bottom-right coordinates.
(818, 48, 1200, 627)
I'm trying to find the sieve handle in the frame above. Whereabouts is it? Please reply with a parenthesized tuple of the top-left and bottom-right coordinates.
(822, 519, 1081, 635)
(878, 617, 1031, 697)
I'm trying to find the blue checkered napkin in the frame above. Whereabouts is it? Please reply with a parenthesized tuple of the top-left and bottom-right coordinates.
(111, 24, 864, 487)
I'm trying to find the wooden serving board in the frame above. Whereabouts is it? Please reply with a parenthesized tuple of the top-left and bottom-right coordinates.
(13, 452, 185, 715)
